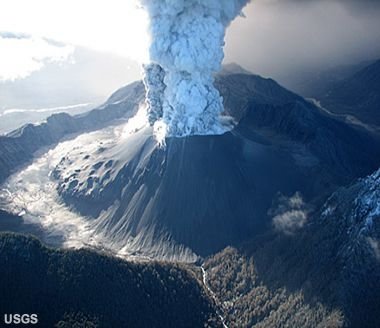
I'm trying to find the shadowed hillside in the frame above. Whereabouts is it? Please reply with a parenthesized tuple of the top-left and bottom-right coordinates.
(0, 233, 221, 328)
(204, 169, 380, 327)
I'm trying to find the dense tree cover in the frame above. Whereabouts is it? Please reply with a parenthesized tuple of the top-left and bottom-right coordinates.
(0, 233, 220, 328)
(204, 197, 380, 328)
(204, 247, 344, 328)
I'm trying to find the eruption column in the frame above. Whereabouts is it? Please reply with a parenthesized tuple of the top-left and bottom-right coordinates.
(141, 0, 250, 139)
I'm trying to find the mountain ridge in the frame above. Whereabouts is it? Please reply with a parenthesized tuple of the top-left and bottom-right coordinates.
(204, 167, 380, 327)
(320, 59, 380, 126)
(46, 73, 380, 260)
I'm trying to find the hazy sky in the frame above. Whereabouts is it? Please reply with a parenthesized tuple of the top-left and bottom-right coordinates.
(0, 0, 379, 83)
(225, 0, 380, 79)
(0, 0, 149, 82)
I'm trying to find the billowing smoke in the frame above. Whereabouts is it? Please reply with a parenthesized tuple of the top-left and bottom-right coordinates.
(269, 192, 310, 236)
(141, 0, 250, 139)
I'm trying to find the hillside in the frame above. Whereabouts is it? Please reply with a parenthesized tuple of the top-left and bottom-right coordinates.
(321, 59, 380, 126)
(0, 233, 220, 327)
(204, 169, 380, 327)
(2, 71, 380, 262)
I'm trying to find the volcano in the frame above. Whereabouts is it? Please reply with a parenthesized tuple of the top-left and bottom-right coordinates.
(0, 68, 372, 261)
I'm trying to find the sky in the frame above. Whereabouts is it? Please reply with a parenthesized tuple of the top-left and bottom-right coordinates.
(0, 0, 149, 82)
(225, 0, 380, 79)
(0, 0, 149, 59)
(0, 0, 379, 87)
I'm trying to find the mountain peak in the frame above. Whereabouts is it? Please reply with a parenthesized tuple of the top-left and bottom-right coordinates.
(220, 63, 253, 76)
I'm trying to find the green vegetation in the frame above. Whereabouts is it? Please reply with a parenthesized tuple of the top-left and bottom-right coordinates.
(204, 205, 380, 328)
(0, 233, 220, 328)
(203, 170, 380, 328)
(204, 246, 344, 328)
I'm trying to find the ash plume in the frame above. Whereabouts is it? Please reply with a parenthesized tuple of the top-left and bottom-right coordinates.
(141, 0, 250, 139)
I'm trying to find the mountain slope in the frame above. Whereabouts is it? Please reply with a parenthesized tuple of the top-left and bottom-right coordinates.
(2, 71, 380, 261)
(320, 59, 380, 126)
(279, 60, 375, 98)
(239, 100, 379, 180)
(0, 81, 143, 184)
(51, 75, 380, 260)
(0, 233, 221, 328)
(204, 168, 380, 327)
(215, 72, 304, 121)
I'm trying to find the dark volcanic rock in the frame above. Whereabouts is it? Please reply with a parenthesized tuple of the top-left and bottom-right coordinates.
(55, 119, 380, 259)
(93, 132, 273, 257)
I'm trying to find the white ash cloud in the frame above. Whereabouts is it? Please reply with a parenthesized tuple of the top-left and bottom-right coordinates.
(367, 237, 380, 261)
(269, 192, 310, 235)
(140, 0, 250, 139)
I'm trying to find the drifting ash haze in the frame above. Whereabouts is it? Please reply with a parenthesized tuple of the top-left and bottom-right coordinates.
(142, 0, 250, 140)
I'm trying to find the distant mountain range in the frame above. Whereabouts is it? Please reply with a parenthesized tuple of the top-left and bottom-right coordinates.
(320, 59, 380, 126)
(282, 58, 380, 127)
(281, 60, 375, 98)
(0, 81, 144, 184)
(0, 46, 141, 134)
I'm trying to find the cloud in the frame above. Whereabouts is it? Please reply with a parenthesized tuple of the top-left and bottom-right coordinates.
(260, 0, 380, 13)
(0, 0, 149, 63)
(224, 0, 380, 81)
(269, 192, 310, 235)
(0, 34, 74, 82)
(0, 31, 30, 39)
(2, 0, 378, 87)
(367, 237, 380, 261)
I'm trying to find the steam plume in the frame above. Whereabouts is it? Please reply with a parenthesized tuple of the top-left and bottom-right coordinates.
(141, 0, 250, 139)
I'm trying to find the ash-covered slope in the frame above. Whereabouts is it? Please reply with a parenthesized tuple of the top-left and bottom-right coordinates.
(204, 168, 380, 328)
(50, 72, 380, 260)
(58, 127, 322, 259)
